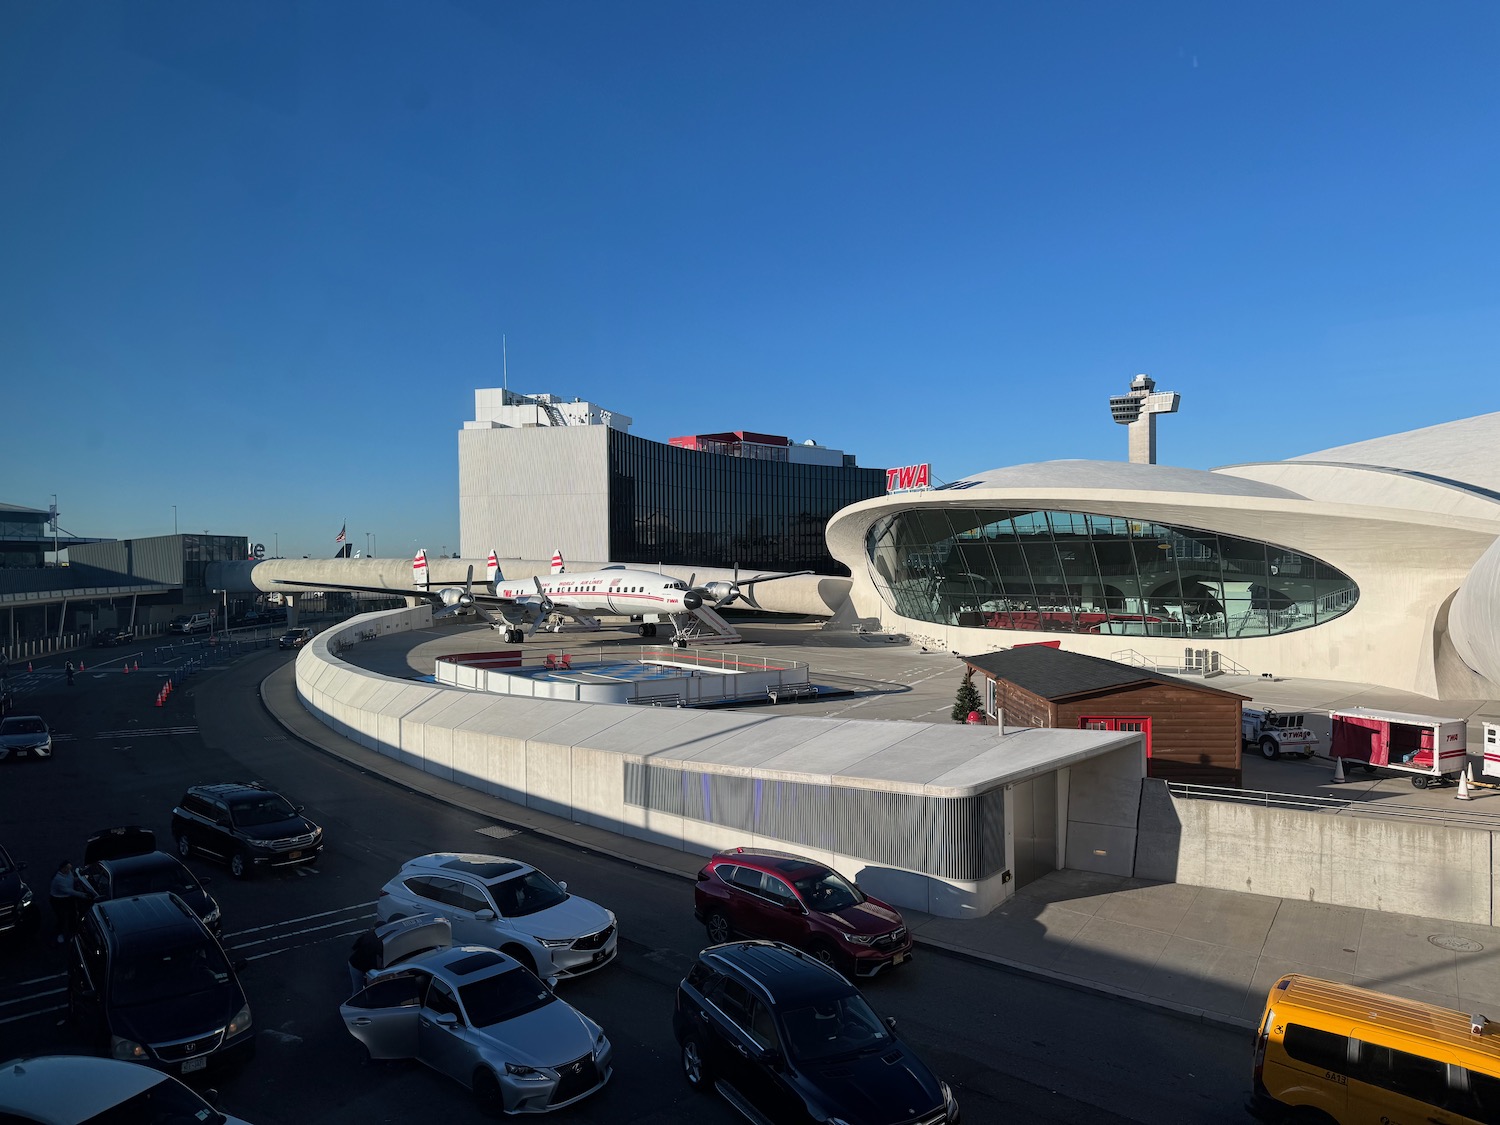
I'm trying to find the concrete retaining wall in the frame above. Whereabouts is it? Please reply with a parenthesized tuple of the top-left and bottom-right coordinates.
(1136, 780, 1499, 926)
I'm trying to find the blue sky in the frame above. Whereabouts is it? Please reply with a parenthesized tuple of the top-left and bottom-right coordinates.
(3, 2, 1497, 560)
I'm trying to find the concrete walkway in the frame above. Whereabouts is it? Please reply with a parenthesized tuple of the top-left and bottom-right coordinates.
(257, 660, 1500, 1032)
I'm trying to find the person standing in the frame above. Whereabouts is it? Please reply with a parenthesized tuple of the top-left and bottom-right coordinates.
(49, 861, 91, 945)
(65, 660, 75, 687)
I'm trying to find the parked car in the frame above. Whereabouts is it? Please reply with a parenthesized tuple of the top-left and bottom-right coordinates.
(0, 842, 39, 944)
(79, 826, 221, 934)
(277, 627, 313, 650)
(0, 716, 53, 762)
(92, 626, 135, 647)
(168, 613, 213, 635)
(673, 941, 959, 1124)
(0, 1055, 256, 1125)
(67, 892, 255, 1077)
(694, 848, 912, 977)
(339, 944, 612, 1114)
(171, 782, 323, 879)
(376, 853, 617, 980)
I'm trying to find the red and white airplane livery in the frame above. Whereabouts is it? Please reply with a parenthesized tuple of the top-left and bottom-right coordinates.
(278, 549, 805, 646)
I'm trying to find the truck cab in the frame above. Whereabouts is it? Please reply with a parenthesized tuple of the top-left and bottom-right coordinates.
(1242, 707, 1319, 761)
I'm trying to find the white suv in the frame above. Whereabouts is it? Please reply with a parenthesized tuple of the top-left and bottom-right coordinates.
(375, 853, 618, 980)
(0, 1055, 255, 1124)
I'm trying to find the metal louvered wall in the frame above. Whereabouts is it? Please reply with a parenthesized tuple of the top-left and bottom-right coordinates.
(623, 762, 1007, 881)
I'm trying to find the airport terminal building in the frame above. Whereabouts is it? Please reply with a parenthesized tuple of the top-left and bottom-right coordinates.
(825, 413, 1500, 699)
(458, 390, 886, 575)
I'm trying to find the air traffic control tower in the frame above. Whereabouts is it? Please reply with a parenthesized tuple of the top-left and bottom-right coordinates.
(1108, 373, 1180, 464)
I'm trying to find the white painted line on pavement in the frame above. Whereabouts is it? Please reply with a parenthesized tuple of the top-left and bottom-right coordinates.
(0, 987, 63, 1009)
(230, 916, 375, 951)
(222, 901, 377, 939)
(0, 1004, 63, 1027)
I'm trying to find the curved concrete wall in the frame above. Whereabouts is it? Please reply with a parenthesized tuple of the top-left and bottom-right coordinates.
(293, 609, 1049, 917)
(1451, 536, 1500, 688)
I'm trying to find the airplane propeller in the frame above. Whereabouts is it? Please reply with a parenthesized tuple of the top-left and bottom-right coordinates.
(682, 565, 813, 611)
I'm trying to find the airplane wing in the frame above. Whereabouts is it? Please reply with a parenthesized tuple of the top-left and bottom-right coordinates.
(273, 578, 520, 606)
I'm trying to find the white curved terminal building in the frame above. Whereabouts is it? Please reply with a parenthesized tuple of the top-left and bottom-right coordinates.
(826, 413, 1500, 700)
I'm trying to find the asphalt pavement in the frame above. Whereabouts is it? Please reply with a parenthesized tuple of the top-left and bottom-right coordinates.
(0, 641, 1256, 1124)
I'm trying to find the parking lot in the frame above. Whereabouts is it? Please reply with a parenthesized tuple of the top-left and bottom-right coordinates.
(0, 635, 1253, 1124)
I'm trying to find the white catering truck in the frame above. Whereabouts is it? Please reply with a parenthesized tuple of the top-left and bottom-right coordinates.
(1242, 706, 1320, 761)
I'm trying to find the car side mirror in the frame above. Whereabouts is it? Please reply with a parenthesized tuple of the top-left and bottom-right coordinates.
(199, 876, 212, 886)
(294, 805, 305, 814)
(545, 975, 559, 991)
(201, 1089, 221, 1109)
(557, 881, 567, 892)
(886, 1016, 897, 1032)
(231, 958, 248, 972)
(435, 1013, 460, 1028)
(782, 899, 802, 913)
(475, 909, 496, 921)
(760, 1047, 783, 1069)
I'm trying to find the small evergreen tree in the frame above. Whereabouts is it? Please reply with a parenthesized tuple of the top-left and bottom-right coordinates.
(951, 668, 982, 723)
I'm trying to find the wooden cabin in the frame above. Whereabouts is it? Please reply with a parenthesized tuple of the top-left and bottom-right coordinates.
(961, 646, 1248, 787)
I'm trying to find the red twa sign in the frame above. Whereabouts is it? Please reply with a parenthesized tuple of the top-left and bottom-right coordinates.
(885, 463, 932, 493)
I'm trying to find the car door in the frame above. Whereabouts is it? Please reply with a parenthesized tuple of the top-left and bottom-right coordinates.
(701, 976, 760, 1095)
(417, 976, 476, 1084)
(729, 871, 802, 945)
(741, 997, 806, 1125)
(340, 971, 425, 1059)
(68, 915, 109, 1034)
(718, 866, 766, 939)
(195, 800, 231, 860)
(416, 877, 491, 946)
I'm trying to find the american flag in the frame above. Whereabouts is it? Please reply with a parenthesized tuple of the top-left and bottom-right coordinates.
(335, 523, 346, 543)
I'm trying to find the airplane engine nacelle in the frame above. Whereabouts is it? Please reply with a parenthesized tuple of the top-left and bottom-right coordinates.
(439, 588, 464, 609)
(702, 581, 739, 607)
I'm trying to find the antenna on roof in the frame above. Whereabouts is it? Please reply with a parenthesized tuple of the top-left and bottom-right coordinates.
(502, 334, 508, 395)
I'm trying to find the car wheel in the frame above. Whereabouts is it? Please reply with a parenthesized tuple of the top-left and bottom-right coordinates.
(704, 910, 732, 945)
(1411, 775, 1432, 790)
(176, 834, 192, 859)
(501, 944, 536, 975)
(230, 851, 252, 879)
(681, 1035, 712, 1091)
(1259, 737, 1280, 761)
(810, 943, 844, 975)
(473, 1067, 506, 1118)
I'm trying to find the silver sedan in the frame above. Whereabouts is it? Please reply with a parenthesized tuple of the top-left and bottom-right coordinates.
(339, 945, 612, 1115)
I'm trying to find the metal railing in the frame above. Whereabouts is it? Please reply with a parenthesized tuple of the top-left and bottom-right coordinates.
(1164, 781, 1500, 828)
(1111, 648, 1248, 677)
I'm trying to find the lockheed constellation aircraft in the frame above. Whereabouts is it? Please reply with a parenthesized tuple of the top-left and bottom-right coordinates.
(276, 550, 808, 646)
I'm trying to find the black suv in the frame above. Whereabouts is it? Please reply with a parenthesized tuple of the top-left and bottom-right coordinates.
(673, 941, 959, 1125)
(171, 783, 323, 879)
(67, 892, 255, 1077)
(0, 842, 38, 944)
(80, 827, 221, 935)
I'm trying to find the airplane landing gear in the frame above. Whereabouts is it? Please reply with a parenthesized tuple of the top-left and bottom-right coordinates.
(637, 623, 658, 638)
(503, 628, 524, 644)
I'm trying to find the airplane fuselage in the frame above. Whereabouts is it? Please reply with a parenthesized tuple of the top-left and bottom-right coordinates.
(494, 569, 690, 618)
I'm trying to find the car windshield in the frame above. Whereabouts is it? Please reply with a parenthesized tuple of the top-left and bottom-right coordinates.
(230, 795, 297, 826)
(487, 870, 568, 917)
(77, 1077, 226, 1125)
(458, 966, 556, 1027)
(780, 994, 891, 1062)
(791, 868, 864, 912)
(110, 941, 233, 1008)
(1, 718, 46, 735)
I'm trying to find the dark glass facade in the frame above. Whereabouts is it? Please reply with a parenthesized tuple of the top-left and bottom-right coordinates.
(608, 430, 886, 574)
(867, 508, 1359, 638)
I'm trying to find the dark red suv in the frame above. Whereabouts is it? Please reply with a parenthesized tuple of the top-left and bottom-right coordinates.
(693, 848, 913, 978)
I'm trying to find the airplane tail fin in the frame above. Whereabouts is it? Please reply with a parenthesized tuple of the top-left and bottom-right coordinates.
(413, 549, 430, 590)
(487, 549, 502, 586)
(550, 549, 565, 574)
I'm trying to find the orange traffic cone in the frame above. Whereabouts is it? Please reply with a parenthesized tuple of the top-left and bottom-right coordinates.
(79, 660, 85, 672)
(133, 659, 140, 672)
(123, 662, 129, 674)
(155, 690, 163, 707)
(26, 662, 32, 673)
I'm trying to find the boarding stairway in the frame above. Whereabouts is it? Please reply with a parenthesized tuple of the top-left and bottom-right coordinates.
(667, 606, 743, 646)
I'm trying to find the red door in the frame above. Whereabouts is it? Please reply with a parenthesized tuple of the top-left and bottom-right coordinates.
(1080, 716, 1152, 758)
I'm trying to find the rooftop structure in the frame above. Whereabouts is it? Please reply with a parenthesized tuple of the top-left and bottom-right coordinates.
(1107, 373, 1181, 464)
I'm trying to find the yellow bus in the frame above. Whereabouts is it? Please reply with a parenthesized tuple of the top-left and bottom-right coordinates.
(1250, 974, 1500, 1124)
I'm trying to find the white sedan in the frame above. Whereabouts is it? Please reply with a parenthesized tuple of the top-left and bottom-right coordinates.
(376, 853, 618, 980)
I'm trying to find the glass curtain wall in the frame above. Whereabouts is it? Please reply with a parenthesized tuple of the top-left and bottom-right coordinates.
(867, 508, 1358, 638)
(608, 430, 886, 574)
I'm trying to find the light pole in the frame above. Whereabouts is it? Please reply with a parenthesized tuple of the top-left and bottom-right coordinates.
(372, 533, 377, 558)
(365, 532, 371, 558)
(172, 506, 178, 535)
